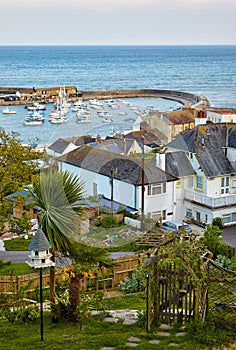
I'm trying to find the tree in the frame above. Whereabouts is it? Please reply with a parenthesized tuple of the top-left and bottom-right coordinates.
(199, 224, 229, 259)
(63, 243, 112, 324)
(29, 167, 85, 320)
(0, 129, 40, 197)
(0, 129, 40, 231)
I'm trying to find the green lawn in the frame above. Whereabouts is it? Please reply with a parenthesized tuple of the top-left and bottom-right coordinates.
(103, 291, 146, 310)
(4, 236, 33, 251)
(0, 312, 235, 350)
(0, 262, 34, 276)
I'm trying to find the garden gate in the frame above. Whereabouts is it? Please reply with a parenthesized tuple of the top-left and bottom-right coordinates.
(145, 235, 236, 331)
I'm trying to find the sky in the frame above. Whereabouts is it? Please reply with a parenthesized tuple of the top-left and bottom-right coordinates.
(1, 0, 236, 45)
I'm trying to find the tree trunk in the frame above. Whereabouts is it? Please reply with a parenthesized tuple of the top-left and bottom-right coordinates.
(49, 250, 57, 322)
(68, 275, 81, 324)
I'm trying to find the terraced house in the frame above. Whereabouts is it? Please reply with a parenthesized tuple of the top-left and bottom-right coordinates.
(57, 145, 177, 221)
(166, 123, 236, 226)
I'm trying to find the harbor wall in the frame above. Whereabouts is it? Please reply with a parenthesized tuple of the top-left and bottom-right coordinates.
(0, 86, 210, 108)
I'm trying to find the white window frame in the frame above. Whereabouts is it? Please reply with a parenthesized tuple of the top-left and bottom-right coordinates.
(147, 183, 166, 196)
(195, 175, 203, 191)
(220, 176, 230, 195)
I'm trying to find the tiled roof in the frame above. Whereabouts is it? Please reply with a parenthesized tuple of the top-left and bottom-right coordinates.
(48, 138, 71, 153)
(58, 145, 177, 185)
(28, 228, 51, 251)
(207, 108, 236, 115)
(164, 110, 195, 125)
(166, 152, 195, 177)
(167, 123, 236, 177)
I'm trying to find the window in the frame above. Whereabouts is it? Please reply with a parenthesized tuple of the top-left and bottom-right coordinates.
(221, 176, 230, 195)
(232, 180, 236, 194)
(195, 175, 203, 191)
(93, 183, 98, 197)
(151, 211, 162, 220)
(188, 176, 193, 188)
(222, 212, 236, 224)
(147, 183, 166, 196)
(176, 179, 182, 188)
(186, 208, 192, 218)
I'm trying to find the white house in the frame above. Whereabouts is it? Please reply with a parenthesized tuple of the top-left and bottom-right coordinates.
(166, 123, 236, 226)
(48, 138, 78, 157)
(206, 108, 236, 124)
(57, 145, 177, 221)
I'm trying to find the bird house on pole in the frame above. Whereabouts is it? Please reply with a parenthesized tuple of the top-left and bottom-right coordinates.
(26, 228, 55, 269)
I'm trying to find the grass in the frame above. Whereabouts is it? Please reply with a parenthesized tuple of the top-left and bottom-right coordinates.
(0, 311, 236, 350)
(103, 291, 146, 310)
(4, 236, 33, 251)
(0, 262, 34, 276)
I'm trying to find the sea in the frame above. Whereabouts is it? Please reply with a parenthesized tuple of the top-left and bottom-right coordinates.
(0, 45, 236, 146)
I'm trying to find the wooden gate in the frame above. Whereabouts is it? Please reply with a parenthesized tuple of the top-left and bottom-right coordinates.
(146, 261, 197, 328)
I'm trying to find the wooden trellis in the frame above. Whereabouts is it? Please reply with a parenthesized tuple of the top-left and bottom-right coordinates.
(145, 235, 236, 331)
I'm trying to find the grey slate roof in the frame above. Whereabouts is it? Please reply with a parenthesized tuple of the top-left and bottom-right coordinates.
(48, 138, 71, 153)
(58, 145, 177, 185)
(167, 123, 236, 177)
(28, 228, 51, 251)
(166, 152, 195, 177)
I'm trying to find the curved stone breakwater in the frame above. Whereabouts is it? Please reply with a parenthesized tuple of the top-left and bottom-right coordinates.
(0, 86, 210, 109)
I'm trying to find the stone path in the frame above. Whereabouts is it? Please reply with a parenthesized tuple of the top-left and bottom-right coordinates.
(89, 310, 187, 349)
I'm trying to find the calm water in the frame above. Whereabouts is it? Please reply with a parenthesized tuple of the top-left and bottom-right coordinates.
(0, 45, 236, 144)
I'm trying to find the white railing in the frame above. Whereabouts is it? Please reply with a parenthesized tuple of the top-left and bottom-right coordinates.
(184, 190, 236, 208)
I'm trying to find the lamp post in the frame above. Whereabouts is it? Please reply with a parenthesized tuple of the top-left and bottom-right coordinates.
(26, 228, 55, 341)
(146, 271, 150, 332)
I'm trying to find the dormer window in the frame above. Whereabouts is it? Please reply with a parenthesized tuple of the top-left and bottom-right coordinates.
(35, 251, 39, 256)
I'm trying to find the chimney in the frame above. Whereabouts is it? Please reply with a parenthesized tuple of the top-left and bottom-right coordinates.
(96, 134, 102, 144)
(156, 152, 166, 171)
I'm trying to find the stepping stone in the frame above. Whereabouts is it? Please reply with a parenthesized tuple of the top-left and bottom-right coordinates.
(169, 343, 180, 347)
(125, 343, 139, 347)
(156, 331, 170, 336)
(160, 324, 173, 330)
(128, 337, 141, 342)
(123, 319, 137, 325)
(101, 348, 115, 350)
(104, 317, 119, 323)
(175, 332, 187, 337)
(148, 339, 160, 345)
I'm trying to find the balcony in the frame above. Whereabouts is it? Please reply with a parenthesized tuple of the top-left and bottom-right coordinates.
(184, 190, 236, 209)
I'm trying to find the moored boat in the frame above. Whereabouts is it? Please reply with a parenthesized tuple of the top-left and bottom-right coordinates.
(2, 107, 17, 114)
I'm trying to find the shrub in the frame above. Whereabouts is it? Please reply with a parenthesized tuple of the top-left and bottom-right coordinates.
(212, 217, 224, 229)
(100, 215, 119, 228)
(118, 263, 147, 294)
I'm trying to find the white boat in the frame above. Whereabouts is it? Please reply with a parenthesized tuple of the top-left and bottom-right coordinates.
(76, 116, 91, 123)
(2, 108, 17, 114)
(102, 117, 113, 123)
(27, 103, 46, 111)
(25, 111, 45, 121)
(49, 117, 67, 124)
(22, 120, 43, 126)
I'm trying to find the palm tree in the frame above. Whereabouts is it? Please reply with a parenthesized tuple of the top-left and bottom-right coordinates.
(29, 167, 85, 316)
(64, 242, 113, 324)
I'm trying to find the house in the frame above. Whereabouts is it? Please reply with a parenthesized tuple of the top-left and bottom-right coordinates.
(144, 109, 195, 143)
(166, 123, 236, 226)
(47, 135, 95, 157)
(6, 189, 39, 220)
(57, 145, 177, 221)
(206, 108, 236, 124)
(47, 138, 78, 157)
(124, 128, 164, 151)
(88, 136, 143, 155)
